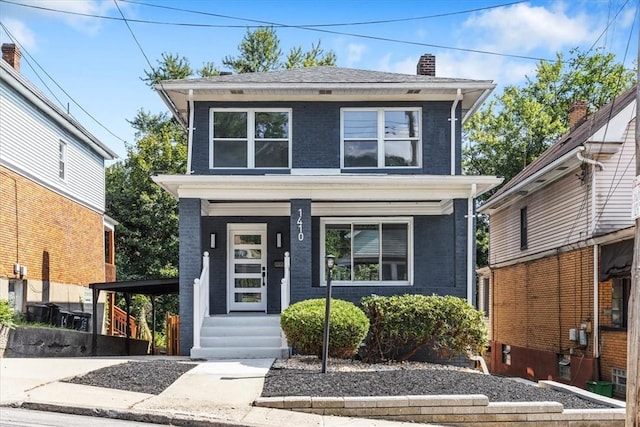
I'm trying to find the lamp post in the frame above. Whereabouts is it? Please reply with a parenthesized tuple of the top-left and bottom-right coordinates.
(321, 255, 335, 374)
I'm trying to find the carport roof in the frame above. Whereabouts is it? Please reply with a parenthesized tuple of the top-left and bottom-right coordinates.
(89, 278, 179, 296)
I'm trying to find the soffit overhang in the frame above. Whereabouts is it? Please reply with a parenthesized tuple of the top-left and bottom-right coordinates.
(153, 174, 503, 203)
(156, 82, 494, 128)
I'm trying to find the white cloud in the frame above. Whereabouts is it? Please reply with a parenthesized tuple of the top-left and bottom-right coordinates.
(1, 19, 37, 51)
(18, 0, 124, 35)
(462, 2, 592, 55)
(438, 51, 536, 87)
(345, 43, 366, 67)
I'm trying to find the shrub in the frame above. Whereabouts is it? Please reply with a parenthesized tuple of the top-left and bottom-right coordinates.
(360, 294, 487, 362)
(0, 299, 16, 329)
(281, 298, 369, 358)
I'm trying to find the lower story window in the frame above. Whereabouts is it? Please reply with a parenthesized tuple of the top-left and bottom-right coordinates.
(558, 355, 571, 380)
(502, 344, 511, 365)
(612, 368, 626, 396)
(321, 218, 412, 285)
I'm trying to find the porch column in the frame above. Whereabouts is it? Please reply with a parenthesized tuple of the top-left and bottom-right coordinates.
(179, 198, 202, 355)
(290, 199, 312, 303)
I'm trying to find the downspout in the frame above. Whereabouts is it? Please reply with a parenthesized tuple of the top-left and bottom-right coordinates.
(187, 89, 195, 175)
(450, 89, 462, 175)
(467, 183, 477, 305)
(576, 146, 604, 360)
(576, 147, 604, 234)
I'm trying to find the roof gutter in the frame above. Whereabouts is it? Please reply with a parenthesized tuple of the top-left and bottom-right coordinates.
(479, 147, 584, 213)
(462, 87, 493, 124)
(155, 84, 187, 129)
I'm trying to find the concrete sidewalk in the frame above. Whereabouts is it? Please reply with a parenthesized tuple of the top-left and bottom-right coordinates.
(0, 357, 430, 427)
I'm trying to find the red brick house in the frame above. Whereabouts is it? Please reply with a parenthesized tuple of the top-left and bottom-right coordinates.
(0, 44, 117, 328)
(479, 88, 636, 397)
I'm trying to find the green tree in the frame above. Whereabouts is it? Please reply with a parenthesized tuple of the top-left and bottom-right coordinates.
(223, 27, 336, 73)
(464, 48, 635, 266)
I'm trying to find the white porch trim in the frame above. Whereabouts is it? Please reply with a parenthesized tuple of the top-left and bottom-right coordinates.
(153, 174, 502, 202)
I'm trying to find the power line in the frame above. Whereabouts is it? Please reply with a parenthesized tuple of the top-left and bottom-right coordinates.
(120, 0, 528, 28)
(0, 21, 127, 144)
(1, 0, 554, 62)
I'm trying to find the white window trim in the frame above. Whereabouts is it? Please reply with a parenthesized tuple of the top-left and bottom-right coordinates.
(209, 108, 292, 169)
(340, 107, 422, 169)
(320, 216, 413, 286)
(58, 139, 67, 181)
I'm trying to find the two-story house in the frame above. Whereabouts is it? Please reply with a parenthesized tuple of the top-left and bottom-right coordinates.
(153, 55, 503, 358)
(0, 44, 118, 330)
(479, 87, 636, 396)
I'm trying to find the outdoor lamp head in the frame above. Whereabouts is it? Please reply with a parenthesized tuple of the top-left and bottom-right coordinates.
(326, 255, 335, 269)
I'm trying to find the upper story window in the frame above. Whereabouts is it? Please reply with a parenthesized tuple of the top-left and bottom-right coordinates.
(520, 207, 528, 250)
(58, 140, 67, 180)
(341, 108, 421, 168)
(210, 109, 291, 169)
(321, 217, 412, 286)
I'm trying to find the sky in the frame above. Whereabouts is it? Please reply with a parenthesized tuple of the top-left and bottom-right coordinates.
(0, 0, 637, 161)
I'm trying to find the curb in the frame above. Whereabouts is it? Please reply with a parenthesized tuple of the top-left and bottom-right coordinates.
(17, 402, 264, 427)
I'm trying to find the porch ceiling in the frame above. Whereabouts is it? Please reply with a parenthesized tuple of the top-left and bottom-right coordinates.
(152, 174, 503, 202)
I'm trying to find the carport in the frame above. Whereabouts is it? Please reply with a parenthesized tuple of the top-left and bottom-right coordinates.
(89, 278, 179, 356)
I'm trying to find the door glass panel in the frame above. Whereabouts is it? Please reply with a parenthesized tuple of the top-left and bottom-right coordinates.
(235, 264, 261, 274)
(235, 249, 262, 259)
(235, 278, 261, 288)
(235, 293, 262, 303)
(234, 235, 261, 244)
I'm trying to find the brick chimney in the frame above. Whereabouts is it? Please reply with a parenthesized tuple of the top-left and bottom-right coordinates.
(416, 54, 435, 76)
(569, 100, 587, 129)
(2, 43, 21, 72)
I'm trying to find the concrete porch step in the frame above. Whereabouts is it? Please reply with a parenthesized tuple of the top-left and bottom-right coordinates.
(192, 314, 289, 360)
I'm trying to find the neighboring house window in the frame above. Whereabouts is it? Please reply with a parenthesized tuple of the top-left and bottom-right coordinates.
(611, 277, 630, 328)
(210, 109, 291, 168)
(482, 277, 490, 318)
(59, 140, 67, 179)
(612, 368, 627, 396)
(341, 108, 421, 168)
(321, 217, 412, 285)
(558, 355, 571, 380)
(520, 207, 528, 249)
(502, 344, 511, 365)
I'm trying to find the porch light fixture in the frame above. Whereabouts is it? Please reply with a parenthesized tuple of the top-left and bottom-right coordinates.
(210, 233, 216, 249)
(276, 232, 282, 248)
(321, 254, 336, 374)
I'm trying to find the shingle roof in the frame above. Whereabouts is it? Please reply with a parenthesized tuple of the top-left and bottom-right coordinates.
(484, 85, 637, 203)
(162, 66, 487, 85)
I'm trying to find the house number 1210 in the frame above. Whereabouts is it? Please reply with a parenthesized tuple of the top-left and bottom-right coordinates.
(297, 208, 304, 241)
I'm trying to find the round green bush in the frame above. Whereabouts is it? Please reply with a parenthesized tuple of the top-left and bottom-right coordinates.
(280, 298, 369, 358)
(360, 294, 487, 362)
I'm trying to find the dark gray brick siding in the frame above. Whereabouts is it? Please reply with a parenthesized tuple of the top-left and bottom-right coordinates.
(178, 198, 202, 355)
(289, 200, 312, 302)
(190, 101, 459, 175)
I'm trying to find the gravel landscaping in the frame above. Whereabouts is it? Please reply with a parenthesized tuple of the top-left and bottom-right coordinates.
(261, 356, 611, 410)
(65, 359, 198, 395)
(64, 357, 614, 410)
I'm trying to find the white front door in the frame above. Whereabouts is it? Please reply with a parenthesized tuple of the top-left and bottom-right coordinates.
(227, 224, 267, 312)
